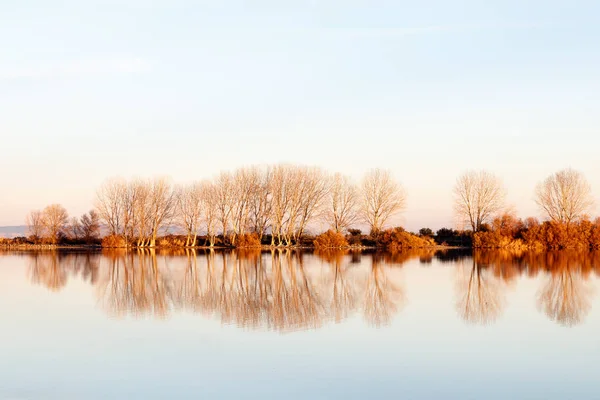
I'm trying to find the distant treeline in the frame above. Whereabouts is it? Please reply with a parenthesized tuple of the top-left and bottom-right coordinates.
(5, 164, 598, 250)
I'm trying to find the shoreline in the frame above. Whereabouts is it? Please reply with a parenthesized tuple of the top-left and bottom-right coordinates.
(0, 244, 466, 252)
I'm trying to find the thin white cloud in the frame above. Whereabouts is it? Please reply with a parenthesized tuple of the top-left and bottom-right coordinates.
(0, 57, 150, 80)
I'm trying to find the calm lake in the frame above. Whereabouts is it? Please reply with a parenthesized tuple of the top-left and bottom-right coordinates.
(1, 249, 599, 399)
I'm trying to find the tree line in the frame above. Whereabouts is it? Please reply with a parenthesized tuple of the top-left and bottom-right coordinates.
(453, 168, 599, 249)
(14, 165, 599, 250)
(21, 165, 406, 248)
(25, 206, 100, 245)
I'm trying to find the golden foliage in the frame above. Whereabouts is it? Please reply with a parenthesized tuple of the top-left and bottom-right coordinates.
(378, 227, 436, 251)
(157, 235, 187, 248)
(474, 213, 600, 250)
(313, 230, 349, 249)
(101, 234, 128, 248)
(235, 233, 262, 248)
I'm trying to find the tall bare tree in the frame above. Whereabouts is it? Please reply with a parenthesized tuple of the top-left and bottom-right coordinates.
(80, 210, 101, 243)
(42, 204, 69, 244)
(360, 169, 406, 234)
(230, 168, 254, 245)
(67, 217, 82, 241)
(453, 170, 506, 232)
(535, 168, 594, 225)
(295, 167, 330, 241)
(175, 183, 203, 247)
(214, 172, 235, 244)
(131, 179, 152, 246)
(200, 180, 218, 247)
(324, 173, 359, 232)
(26, 210, 45, 243)
(248, 166, 272, 240)
(148, 177, 176, 247)
(95, 178, 126, 236)
(269, 165, 294, 246)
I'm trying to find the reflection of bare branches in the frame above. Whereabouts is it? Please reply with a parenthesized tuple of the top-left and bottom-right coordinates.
(26, 249, 413, 332)
(28, 252, 66, 291)
(455, 258, 505, 325)
(537, 262, 594, 327)
(363, 256, 405, 327)
(268, 250, 326, 332)
(27, 252, 101, 291)
(318, 250, 358, 323)
(97, 249, 174, 318)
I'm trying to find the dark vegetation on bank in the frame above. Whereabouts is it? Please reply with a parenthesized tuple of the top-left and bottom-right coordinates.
(6, 218, 600, 252)
(1, 227, 447, 250)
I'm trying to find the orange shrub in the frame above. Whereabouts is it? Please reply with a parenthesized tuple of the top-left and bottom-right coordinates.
(479, 217, 600, 250)
(101, 234, 128, 248)
(235, 233, 262, 248)
(313, 230, 349, 249)
(590, 219, 600, 248)
(379, 227, 435, 251)
(473, 231, 526, 249)
(157, 235, 186, 248)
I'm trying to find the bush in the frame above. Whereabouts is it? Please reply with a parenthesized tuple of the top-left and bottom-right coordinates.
(235, 233, 262, 248)
(346, 229, 363, 246)
(435, 228, 472, 247)
(474, 216, 600, 250)
(157, 235, 187, 248)
(313, 230, 349, 249)
(419, 228, 434, 237)
(378, 227, 436, 251)
(101, 234, 128, 248)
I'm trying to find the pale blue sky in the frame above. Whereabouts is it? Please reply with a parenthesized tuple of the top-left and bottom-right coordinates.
(1, 1, 599, 230)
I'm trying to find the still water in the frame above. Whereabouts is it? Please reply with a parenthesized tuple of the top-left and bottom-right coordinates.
(1, 249, 599, 399)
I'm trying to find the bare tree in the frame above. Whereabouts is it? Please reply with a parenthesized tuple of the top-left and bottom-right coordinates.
(80, 210, 101, 243)
(535, 168, 594, 225)
(200, 180, 218, 247)
(248, 166, 272, 240)
(324, 173, 359, 232)
(214, 172, 235, 244)
(269, 165, 294, 246)
(131, 179, 152, 247)
(148, 177, 176, 247)
(42, 204, 69, 244)
(453, 170, 506, 232)
(67, 217, 82, 241)
(175, 183, 203, 247)
(26, 210, 45, 243)
(360, 169, 406, 234)
(95, 178, 126, 236)
(295, 167, 330, 241)
(230, 168, 254, 245)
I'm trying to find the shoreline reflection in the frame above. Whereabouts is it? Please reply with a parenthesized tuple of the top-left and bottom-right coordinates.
(16, 249, 600, 330)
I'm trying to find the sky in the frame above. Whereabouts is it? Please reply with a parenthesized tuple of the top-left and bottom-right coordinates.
(1, 0, 600, 231)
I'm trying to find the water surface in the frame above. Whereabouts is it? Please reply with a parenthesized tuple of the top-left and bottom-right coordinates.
(1, 249, 599, 399)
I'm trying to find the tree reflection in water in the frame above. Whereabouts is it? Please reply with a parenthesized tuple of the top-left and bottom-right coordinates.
(95, 249, 412, 331)
(535, 252, 595, 327)
(98, 249, 175, 318)
(455, 256, 506, 325)
(316, 250, 358, 323)
(363, 253, 405, 327)
(28, 251, 100, 292)
(21, 249, 600, 330)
